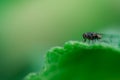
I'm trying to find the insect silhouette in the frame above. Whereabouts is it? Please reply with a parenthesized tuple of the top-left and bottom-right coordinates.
(83, 32, 102, 42)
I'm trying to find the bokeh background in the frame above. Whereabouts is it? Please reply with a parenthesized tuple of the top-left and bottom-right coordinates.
(0, 0, 120, 80)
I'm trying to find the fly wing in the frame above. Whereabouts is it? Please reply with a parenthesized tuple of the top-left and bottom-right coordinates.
(101, 33, 120, 38)
(99, 33, 120, 47)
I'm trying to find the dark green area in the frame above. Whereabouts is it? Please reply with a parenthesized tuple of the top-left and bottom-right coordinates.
(25, 41, 120, 80)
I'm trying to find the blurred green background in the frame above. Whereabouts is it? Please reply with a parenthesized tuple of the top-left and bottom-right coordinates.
(0, 0, 120, 80)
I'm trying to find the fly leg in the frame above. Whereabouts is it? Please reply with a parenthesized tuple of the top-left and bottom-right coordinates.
(88, 39, 91, 43)
(83, 38, 87, 42)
